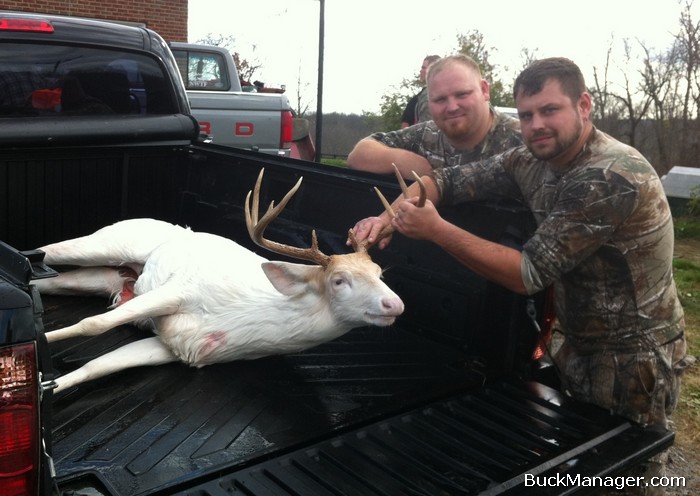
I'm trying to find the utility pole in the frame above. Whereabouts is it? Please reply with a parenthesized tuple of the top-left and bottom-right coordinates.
(314, 0, 324, 162)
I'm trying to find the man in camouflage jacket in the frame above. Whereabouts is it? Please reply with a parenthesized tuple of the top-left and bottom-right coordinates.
(351, 57, 690, 494)
(347, 54, 522, 178)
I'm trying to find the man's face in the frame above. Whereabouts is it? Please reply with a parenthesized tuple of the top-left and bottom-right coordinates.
(516, 79, 588, 161)
(419, 59, 431, 83)
(428, 63, 490, 145)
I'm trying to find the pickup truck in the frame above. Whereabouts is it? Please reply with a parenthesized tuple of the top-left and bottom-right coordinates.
(169, 42, 314, 160)
(0, 11, 675, 496)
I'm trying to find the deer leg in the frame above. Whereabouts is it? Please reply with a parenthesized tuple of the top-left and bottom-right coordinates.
(34, 266, 139, 299)
(40, 219, 186, 266)
(45, 285, 182, 343)
(54, 336, 178, 392)
(40, 231, 132, 266)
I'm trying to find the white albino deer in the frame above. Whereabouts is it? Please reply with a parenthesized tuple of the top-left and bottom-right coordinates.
(37, 167, 423, 393)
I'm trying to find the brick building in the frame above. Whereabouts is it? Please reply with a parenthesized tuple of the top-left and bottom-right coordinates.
(0, 0, 188, 41)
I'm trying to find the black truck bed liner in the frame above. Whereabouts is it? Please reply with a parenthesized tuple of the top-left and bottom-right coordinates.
(45, 295, 481, 495)
(183, 384, 672, 496)
(44, 296, 673, 496)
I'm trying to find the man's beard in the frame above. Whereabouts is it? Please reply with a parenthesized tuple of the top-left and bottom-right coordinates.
(529, 117, 582, 161)
(441, 116, 472, 142)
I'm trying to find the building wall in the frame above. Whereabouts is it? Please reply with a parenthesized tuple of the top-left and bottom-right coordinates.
(0, 0, 188, 41)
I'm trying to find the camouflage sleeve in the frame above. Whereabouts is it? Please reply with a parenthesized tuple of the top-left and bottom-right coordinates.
(521, 167, 638, 294)
(369, 122, 429, 152)
(432, 148, 523, 205)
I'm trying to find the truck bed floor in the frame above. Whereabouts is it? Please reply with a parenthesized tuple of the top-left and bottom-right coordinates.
(43, 296, 672, 495)
(43, 295, 481, 495)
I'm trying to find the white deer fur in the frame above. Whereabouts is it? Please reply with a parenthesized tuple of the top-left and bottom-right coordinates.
(36, 217, 404, 392)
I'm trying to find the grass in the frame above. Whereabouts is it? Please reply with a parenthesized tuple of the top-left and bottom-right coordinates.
(675, 217, 700, 239)
(320, 157, 348, 168)
(672, 216, 700, 453)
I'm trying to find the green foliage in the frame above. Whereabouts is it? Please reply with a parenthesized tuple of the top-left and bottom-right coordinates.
(378, 75, 421, 131)
(320, 157, 347, 168)
(456, 31, 515, 108)
(376, 29, 516, 125)
(672, 215, 700, 357)
(687, 184, 700, 217)
(675, 216, 700, 238)
(680, 387, 700, 411)
(361, 111, 385, 132)
(673, 257, 700, 350)
(379, 91, 410, 131)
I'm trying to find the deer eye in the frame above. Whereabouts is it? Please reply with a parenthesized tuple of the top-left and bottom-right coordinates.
(331, 273, 351, 288)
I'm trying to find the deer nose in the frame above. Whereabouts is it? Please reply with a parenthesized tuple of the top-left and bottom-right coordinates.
(381, 296, 404, 316)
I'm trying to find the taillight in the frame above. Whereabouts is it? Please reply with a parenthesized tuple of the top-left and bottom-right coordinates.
(0, 18, 54, 33)
(0, 343, 40, 496)
(280, 110, 293, 149)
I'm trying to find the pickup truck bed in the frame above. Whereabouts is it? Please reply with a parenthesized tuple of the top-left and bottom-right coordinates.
(2, 140, 675, 495)
(38, 148, 673, 496)
(45, 294, 672, 496)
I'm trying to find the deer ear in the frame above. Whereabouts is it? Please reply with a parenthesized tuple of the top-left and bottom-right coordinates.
(261, 261, 323, 296)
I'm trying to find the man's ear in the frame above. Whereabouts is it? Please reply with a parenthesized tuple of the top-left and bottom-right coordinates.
(261, 261, 323, 296)
(481, 78, 490, 101)
(579, 91, 593, 119)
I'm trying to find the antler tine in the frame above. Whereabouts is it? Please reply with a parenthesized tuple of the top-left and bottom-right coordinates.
(391, 163, 427, 207)
(245, 168, 331, 267)
(392, 163, 411, 199)
(357, 163, 428, 254)
(411, 170, 427, 208)
(373, 186, 396, 219)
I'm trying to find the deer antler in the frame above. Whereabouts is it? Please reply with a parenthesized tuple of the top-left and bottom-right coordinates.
(375, 163, 427, 215)
(351, 163, 427, 253)
(245, 168, 332, 267)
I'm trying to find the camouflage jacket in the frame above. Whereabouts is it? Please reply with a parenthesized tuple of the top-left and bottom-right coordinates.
(433, 128, 685, 353)
(369, 107, 523, 169)
(414, 87, 431, 123)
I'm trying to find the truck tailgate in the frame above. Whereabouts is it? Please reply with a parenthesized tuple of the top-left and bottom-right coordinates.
(188, 383, 672, 496)
(44, 295, 672, 496)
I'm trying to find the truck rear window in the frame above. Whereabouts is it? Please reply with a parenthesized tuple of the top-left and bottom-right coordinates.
(0, 43, 177, 116)
(172, 49, 231, 91)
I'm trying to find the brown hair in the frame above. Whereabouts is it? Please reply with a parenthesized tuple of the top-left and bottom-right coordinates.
(513, 57, 586, 104)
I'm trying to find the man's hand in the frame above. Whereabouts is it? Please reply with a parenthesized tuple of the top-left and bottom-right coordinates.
(348, 215, 393, 250)
(391, 197, 441, 240)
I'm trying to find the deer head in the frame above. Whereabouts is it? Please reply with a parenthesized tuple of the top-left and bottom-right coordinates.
(245, 168, 404, 327)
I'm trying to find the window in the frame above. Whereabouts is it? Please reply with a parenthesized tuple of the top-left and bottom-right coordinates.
(0, 43, 177, 116)
(172, 49, 230, 91)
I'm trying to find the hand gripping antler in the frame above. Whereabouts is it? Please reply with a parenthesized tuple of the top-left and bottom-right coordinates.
(245, 168, 331, 266)
(350, 163, 427, 253)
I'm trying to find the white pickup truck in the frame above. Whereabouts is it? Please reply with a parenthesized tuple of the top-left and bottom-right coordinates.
(170, 42, 313, 159)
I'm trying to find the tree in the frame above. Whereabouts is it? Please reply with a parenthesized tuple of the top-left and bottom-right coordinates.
(373, 29, 515, 128)
(195, 33, 262, 83)
(670, 0, 700, 164)
(293, 61, 313, 117)
(590, 39, 625, 122)
(610, 39, 655, 149)
(378, 83, 413, 131)
(456, 31, 514, 107)
(638, 41, 680, 169)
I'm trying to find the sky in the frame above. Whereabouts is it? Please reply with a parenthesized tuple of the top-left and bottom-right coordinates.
(188, 0, 699, 115)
